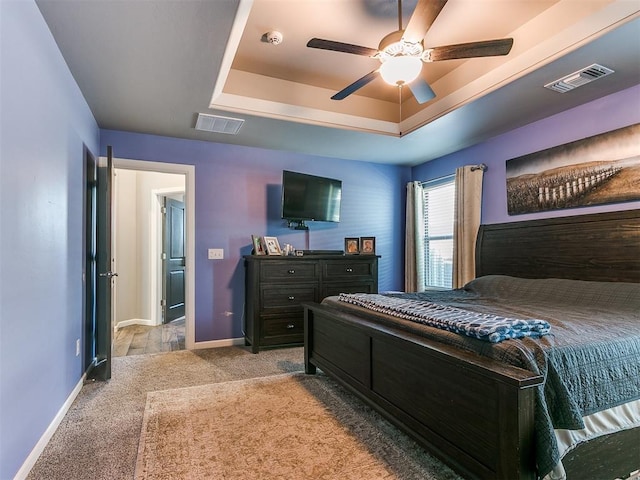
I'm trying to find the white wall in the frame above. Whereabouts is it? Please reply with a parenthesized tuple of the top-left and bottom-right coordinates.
(114, 169, 140, 325)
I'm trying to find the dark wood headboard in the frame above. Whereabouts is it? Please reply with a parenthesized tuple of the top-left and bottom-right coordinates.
(476, 209, 640, 283)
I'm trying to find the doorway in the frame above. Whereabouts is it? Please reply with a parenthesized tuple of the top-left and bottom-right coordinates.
(111, 159, 195, 357)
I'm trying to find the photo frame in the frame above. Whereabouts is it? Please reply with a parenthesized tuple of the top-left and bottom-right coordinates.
(263, 236, 282, 256)
(360, 237, 375, 255)
(344, 237, 360, 255)
(251, 235, 265, 255)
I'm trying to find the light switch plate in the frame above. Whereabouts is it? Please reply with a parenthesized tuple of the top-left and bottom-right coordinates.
(208, 248, 224, 260)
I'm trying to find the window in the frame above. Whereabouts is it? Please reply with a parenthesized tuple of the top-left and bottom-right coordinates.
(422, 177, 455, 289)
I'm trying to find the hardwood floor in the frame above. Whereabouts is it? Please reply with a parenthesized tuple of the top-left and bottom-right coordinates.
(113, 318, 185, 357)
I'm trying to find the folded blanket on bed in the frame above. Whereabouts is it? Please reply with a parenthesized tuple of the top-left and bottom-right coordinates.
(338, 293, 551, 343)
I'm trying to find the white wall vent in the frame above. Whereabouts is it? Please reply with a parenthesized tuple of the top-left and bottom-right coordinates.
(195, 113, 244, 134)
(544, 64, 614, 93)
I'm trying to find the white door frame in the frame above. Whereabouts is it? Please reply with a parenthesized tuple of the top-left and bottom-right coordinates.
(113, 157, 195, 350)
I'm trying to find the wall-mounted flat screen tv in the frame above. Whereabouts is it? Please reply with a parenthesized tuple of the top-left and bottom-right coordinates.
(281, 170, 342, 225)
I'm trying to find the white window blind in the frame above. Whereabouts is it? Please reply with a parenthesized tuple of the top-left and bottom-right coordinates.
(422, 178, 455, 289)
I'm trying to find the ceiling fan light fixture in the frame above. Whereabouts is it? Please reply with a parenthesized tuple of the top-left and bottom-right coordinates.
(380, 55, 422, 86)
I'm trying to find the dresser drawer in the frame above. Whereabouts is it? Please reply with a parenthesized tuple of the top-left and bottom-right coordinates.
(260, 261, 317, 282)
(323, 260, 375, 280)
(260, 316, 304, 345)
(261, 285, 318, 312)
(322, 282, 376, 299)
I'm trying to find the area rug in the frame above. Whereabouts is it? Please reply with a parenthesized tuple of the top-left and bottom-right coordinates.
(135, 372, 462, 480)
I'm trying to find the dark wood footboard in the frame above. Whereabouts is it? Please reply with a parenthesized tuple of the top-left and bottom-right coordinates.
(304, 302, 544, 480)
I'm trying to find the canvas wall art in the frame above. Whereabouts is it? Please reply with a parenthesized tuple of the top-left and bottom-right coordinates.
(506, 123, 640, 215)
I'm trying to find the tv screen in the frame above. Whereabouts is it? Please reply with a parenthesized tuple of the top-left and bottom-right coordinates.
(281, 170, 342, 223)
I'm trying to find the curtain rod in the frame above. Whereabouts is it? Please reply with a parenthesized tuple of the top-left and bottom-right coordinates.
(419, 163, 487, 186)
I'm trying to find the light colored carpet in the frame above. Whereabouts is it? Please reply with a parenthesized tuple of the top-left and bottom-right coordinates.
(26, 347, 462, 480)
(135, 372, 462, 480)
(26, 347, 307, 480)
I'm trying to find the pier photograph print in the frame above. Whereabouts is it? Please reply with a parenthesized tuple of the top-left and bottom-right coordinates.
(506, 123, 640, 215)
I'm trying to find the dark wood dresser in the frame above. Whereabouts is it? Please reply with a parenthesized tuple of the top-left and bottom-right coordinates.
(243, 254, 379, 353)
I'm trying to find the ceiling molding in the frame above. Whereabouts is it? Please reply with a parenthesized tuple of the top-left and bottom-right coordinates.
(210, 0, 639, 136)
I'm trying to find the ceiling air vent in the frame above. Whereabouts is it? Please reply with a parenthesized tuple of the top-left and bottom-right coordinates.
(195, 113, 244, 135)
(544, 64, 614, 93)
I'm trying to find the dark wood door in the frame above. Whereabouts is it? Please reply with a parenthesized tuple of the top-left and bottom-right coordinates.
(92, 146, 115, 380)
(84, 148, 97, 373)
(163, 197, 185, 323)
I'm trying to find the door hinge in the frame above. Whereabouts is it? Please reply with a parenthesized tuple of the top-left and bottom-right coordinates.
(160, 299, 166, 307)
(161, 206, 167, 214)
(161, 252, 167, 260)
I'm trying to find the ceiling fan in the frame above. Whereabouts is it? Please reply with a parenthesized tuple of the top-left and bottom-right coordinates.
(306, 0, 514, 104)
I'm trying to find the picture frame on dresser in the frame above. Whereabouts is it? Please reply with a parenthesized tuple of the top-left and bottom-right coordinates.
(360, 237, 375, 254)
(251, 235, 265, 255)
(263, 236, 282, 255)
(345, 237, 359, 254)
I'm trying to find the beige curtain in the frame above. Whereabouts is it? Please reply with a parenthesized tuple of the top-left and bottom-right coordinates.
(405, 181, 425, 292)
(452, 166, 485, 288)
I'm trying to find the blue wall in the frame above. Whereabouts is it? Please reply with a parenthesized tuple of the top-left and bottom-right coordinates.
(100, 130, 410, 342)
(0, 1, 100, 478)
(412, 85, 640, 223)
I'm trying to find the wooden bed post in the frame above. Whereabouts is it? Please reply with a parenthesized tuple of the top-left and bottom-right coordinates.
(496, 382, 538, 479)
(304, 305, 316, 374)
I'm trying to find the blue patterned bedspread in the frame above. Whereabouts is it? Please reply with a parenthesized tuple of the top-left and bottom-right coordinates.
(338, 292, 551, 342)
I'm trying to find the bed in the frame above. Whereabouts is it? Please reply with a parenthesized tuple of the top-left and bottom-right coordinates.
(303, 209, 640, 480)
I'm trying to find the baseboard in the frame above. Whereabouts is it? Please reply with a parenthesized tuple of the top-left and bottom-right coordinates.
(193, 337, 245, 350)
(13, 374, 85, 480)
(115, 318, 157, 331)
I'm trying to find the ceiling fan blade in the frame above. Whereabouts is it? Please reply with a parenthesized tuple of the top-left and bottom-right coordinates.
(307, 38, 378, 57)
(426, 38, 514, 62)
(403, 0, 448, 44)
(408, 77, 435, 104)
(331, 70, 380, 100)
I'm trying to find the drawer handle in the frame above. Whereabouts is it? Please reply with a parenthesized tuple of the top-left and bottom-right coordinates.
(288, 269, 295, 274)
(345, 268, 353, 273)
(288, 296, 295, 301)
(286, 323, 295, 329)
